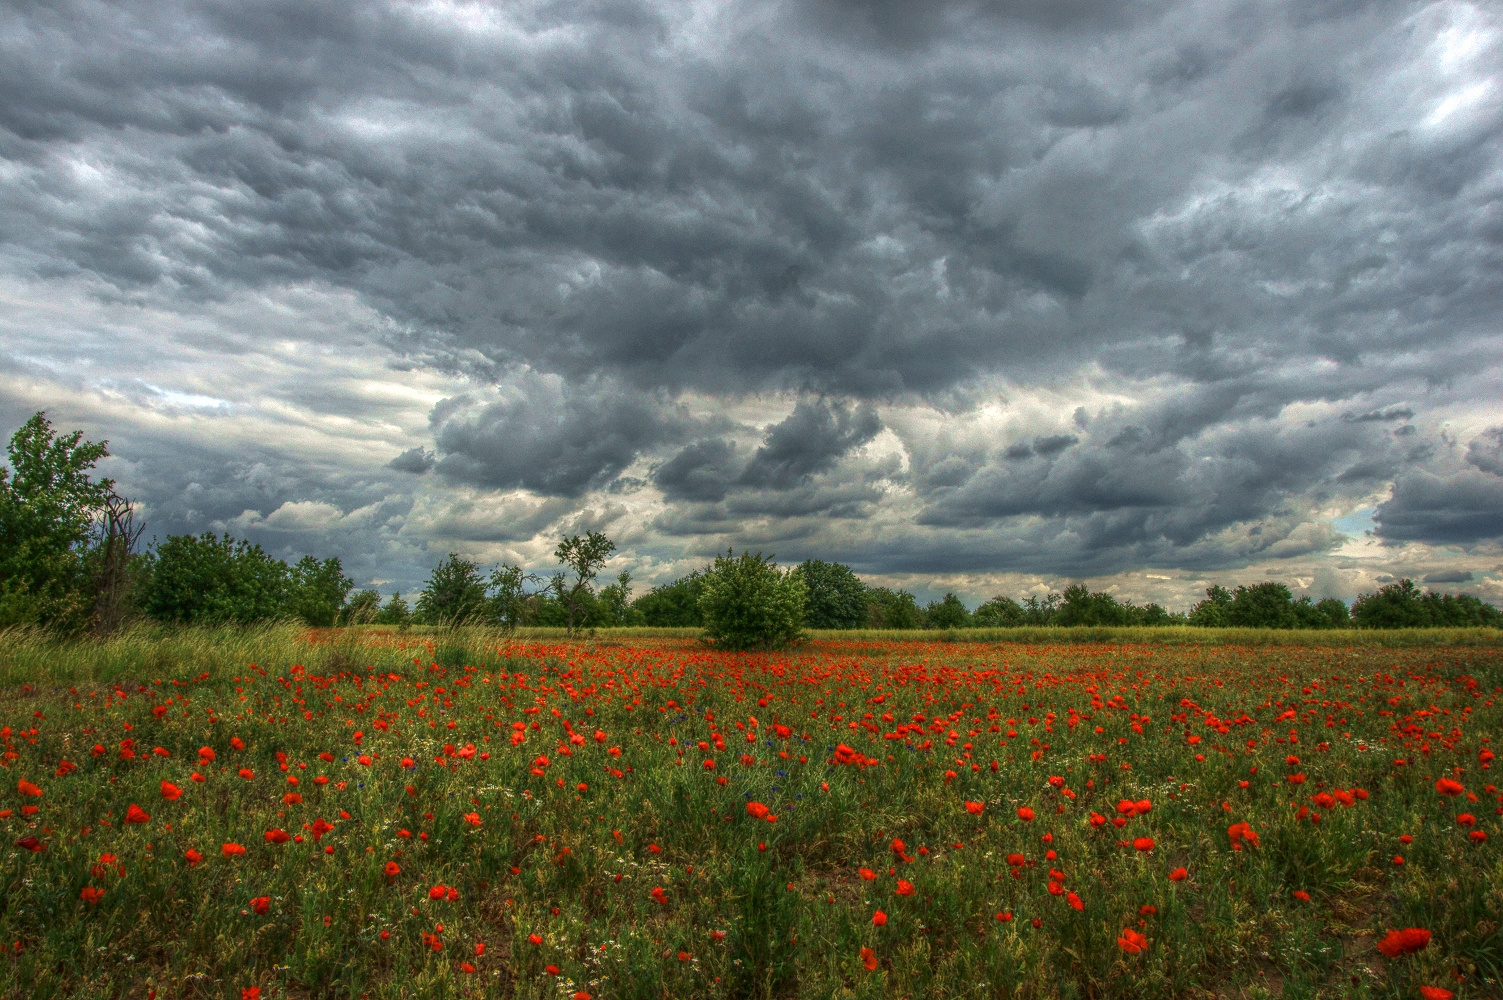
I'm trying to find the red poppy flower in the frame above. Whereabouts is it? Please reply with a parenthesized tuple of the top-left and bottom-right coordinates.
(264, 829, 290, 845)
(198, 747, 216, 762)
(16, 836, 42, 852)
(124, 804, 150, 824)
(17, 779, 42, 798)
(1066, 892, 1083, 911)
(1117, 928, 1147, 954)
(185, 848, 204, 866)
(429, 885, 448, 900)
(1435, 778, 1464, 796)
(860, 946, 878, 971)
(859, 867, 877, 880)
(311, 818, 335, 841)
(238, 769, 255, 781)
(385, 861, 400, 877)
(964, 801, 984, 815)
(1168, 867, 1188, 881)
(895, 880, 915, 896)
(1420, 987, 1454, 1000)
(80, 886, 104, 905)
(1376, 928, 1431, 957)
(461, 962, 476, 974)
(872, 909, 887, 926)
(1293, 890, 1311, 902)
(529, 933, 543, 945)
(1017, 807, 1035, 822)
(1133, 837, 1155, 852)
(160, 781, 182, 801)
(222, 842, 246, 857)
(242, 989, 260, 1000)
(250, 897, 270, 915)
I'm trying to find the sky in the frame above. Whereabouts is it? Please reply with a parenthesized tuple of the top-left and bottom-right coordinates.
(1, 0, 1501, 610)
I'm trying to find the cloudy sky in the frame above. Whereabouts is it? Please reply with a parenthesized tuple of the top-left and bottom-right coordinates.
(2, 0, 1501, 608)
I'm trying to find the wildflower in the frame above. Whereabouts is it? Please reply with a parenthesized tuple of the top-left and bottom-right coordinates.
(460, 962, 476, 974)
(996, 911, 1012, 922)
(895, 880, 915, 896)
(1376, 928, 1431, 958)
(463, 812, 482, 827)
(859, 867, 877, 880)
(385, 862, 400, 877)
(746, 801, 770, 820)
(198, 747, 216, 762)
(264, 829, 291, 845)
(1435, 778, 1464, 796)
(1066, 892, 1083, 911)
(160, 781, 182, 801)
(1420, 987, 1454, 1000)
(242, 989, 260, 1000)
(872, 909, 887, 926)
(429, 885, 448, 900)
(1168, 867, 1188, 882)
(964, 801, 984, 816)
(1133, 837, 1155, 852)
(238, 769, 254, 780)
(185, 848, 204, 866)
(1117, 928, 1147, 954)
(1227, 821, 1259, 849)
(124, 804, 150, 824)
(529, 933, 543, 945)
(1017, 806, 1036, 822)
(712, 930, 727, 941)
(861, 946, 878, 971)
(80, 886, 104, 905)
(250, 897, 270, 915)
(17, 779, 42, 798)
(222, 843, 246, 857)
(1293, 890, 1311, 902)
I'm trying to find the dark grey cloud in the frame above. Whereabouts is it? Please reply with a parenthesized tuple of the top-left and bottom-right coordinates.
(1375, 470, 1503, 545)
(1468, 427, 1503, 476)
(1, 0, 1500, 592)
(739, 400, 882, 489)
(430, 377, 692, 497)
(388, 447, 434, 474)
(1424, 569, 1474, 583)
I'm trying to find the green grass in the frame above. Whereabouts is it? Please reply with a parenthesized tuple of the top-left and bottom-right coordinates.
(1, 629, 1500, 999)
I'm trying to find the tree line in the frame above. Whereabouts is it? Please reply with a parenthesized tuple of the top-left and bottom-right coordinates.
(3, 412, 1499, 637)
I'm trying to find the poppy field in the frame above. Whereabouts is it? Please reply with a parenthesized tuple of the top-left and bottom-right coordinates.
(3, 630, 1502, 1000)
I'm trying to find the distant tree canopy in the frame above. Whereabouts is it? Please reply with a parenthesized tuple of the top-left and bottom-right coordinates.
(5, 413, 1500, 634)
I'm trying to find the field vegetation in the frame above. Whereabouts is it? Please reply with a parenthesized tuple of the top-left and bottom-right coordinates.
(2, 626, 1500, 999)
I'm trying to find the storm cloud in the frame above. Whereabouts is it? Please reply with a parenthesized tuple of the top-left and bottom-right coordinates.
(1, 0, 1500, 604)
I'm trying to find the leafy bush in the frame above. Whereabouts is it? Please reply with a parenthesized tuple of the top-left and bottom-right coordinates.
(698, 550, 806, 649)
(866, 586, 923, 628)
(924, 592, 971, 629)
(633, 571, 707, 626)
(1352, 579, 1503, 628)
(142, 533, 294, 624)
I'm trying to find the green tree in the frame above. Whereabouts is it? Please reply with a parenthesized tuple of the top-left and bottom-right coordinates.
(632, 572, 706, 626)
(375, 592, 412, 627)
(1055, 584, 1130, 626)
(1188, 585, 1232, 626)
(925, 593, 971, 629)
(143, 533, 291, 624)
(699, 550, 806, 649)
(972, 595, 1026, 627)
(597, 571, 641, 626)
(1226, 582, 1298, 628)
(342, 589, 382, 625)
(555, 531, 615, 633)
(793, 560, 869, 629)
(0, 412, 116, 630)
(866, 587, 923, 629)
(415, 553, 488, 627)
(285, 555, 353, 626)
(1350, 580, 1502, 628)
(488, 564, 544, 631)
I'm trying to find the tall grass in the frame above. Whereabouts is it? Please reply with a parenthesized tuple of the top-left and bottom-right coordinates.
(2, 622, 1497, 689)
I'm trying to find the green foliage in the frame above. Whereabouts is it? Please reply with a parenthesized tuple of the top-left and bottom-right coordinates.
(555, 530, 616, 633)
(414, 553, 488, 627)
(972, 595, 1027, 627)
(698, 550, 807, 648)
(1056, 583, 1130, 626)
(341, 589, 382, 625)
(1352, 578, 1503, 628)
(284, 555, 353, 627)
(866, 587, 924, 628)
(142, 533, 293, 624)
(793, 559, 869, 629)
(0, 413, 115, 630)
(374, 591, 412, 626)
(1188, 585, 1232, 627)
(925, 592, 971, 629)
(596, 571, 641, 626)
(632, 571, 707, 626)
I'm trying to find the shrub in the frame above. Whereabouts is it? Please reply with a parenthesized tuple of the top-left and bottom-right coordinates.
(698, 550, 806, 649)
(794, 560, 869, 629)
